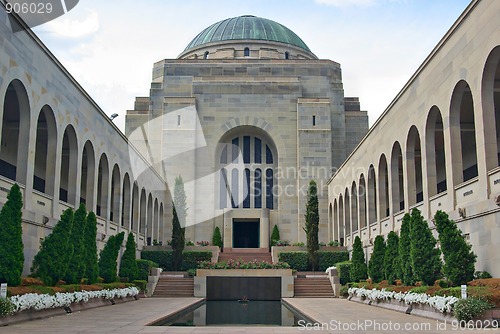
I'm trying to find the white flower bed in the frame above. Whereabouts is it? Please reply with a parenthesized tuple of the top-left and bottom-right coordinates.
(9, 287, 139, 313)
(348, 287, 458, 314)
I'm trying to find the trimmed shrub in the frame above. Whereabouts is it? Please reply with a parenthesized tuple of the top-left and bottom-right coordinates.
(181, 251, 212, 270)
(65, 203, 87, 284)
(384, 231, 400, 285)
(172, 176, 186, 271)
(136, 259, 158, 280)
(31, 208, 74, 286)
(337, 261, 352, 285)
(120, 233, 139, 281)
(270, 225, 280, 247)
(98, 232, 125, 283)
(318, 251, 349, 272)
(278, 252, 309, 271)
(434, 210, 476, 286)
(409, 208, 442, 286)
(399, 213, 413, 286)
(84, 212, 99, 284)
(304, 180, 320, 271)
(212, 226, 223, 248)
(141, 251, 172, 270)
(368, 235, 386, 283)
(0, 297, 14, 317)
(453, 297, 492, 322)
(350, 236, 367, 282)
(131, 279, 147, 292)
(0, 184, 24, 286)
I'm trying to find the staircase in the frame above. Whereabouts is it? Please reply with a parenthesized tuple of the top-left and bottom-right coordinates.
(152, 272, 194, 297)
(294, 272, 334, 298)
(218, 250, 272, 263)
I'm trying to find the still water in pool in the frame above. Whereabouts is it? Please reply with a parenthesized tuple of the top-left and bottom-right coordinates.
(150, 300, 309, 326)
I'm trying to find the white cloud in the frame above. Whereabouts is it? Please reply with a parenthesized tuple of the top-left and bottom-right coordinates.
(44, 10, 99, 38)
(314, 0, 377, 7)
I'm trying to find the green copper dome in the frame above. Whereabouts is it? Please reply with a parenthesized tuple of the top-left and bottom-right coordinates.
(184, 15, 311, 52)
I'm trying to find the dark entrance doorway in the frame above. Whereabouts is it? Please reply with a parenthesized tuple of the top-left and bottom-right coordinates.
(233, 219, 260, 248)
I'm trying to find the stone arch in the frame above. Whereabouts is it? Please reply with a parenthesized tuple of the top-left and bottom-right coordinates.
(110, 164, 121, 223)
(216, 125, 278, 210)
(406, 126, 423, 206)
(481, 46, 500, 170)
(97, 154, 110, 218)
(80, 141, 96, 209)
(450, 80, 478, 184)
(425, 106, 447, 196)
(338, 194, 344, 245)
(59, 125, 78, 205)
(0, 79, 31, 184)
(154, 198, 159, 244)
(391, 142, 404, 212)
(358, 175, 367, 230)
(351, 181, 358, 233)
(131, 182, 139, 230)
(367, 165, 377, 224)
(147, 193, 153, 245)
(344, 188, 351, 237)
(33, 105, 57, 196)
(140, 188, 147, 235)
(122, 173, 131, 228)
(378, 154, 390, 219)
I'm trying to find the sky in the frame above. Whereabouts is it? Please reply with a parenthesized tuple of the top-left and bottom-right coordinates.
(33, 0, 472, 132)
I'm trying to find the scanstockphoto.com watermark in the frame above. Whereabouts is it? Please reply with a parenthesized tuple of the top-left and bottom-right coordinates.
(4, 0, 79, 32)
(297, 319, 499, 331)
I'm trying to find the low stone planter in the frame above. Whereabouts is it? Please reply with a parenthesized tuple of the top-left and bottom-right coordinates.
(0, 296, 138, 326)
(408, 302, 456, 323)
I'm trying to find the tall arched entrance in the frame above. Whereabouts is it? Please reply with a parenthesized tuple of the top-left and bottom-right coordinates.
(216, 126, 277, 250)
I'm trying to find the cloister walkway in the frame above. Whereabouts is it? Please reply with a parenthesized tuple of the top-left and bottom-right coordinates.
(1, 297, 487, 333)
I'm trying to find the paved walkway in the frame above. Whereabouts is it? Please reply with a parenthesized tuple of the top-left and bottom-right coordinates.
(0, 297, 490, 333)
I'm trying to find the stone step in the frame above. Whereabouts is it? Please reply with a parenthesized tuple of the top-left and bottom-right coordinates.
(152, 276, 194, 297)
(293, 276, 334, 298)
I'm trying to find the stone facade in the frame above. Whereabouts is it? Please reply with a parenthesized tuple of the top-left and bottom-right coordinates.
(327, 0, 500, 277)
(0, 7, 167, 274)
(126, 21, 369, 249)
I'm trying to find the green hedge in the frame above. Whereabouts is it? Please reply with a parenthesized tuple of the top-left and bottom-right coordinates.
(140, 250, 212, 271)
(278, 251, 349, 272)
(278, 252, 308, 271)
(181, 251, 212, 270)
(318, 251, 349, 271)
(337, 261, 352, 285)
(141, 251, 172, 270)
(136, 259, 158, 280)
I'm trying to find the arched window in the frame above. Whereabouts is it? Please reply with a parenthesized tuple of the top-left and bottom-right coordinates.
(204, 51, 209, 59)
(254, 169, 262, 208)
(266, 169, 274, 209)
(218, 133, 276, 209)
(244, 47, 250, 57)
(285, 52, 289, 59)
(231, 169, 239, 208)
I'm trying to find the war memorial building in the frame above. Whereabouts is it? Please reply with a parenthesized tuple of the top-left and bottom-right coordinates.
(125, 15, 368, 251)
(0, 0, 499, 277)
